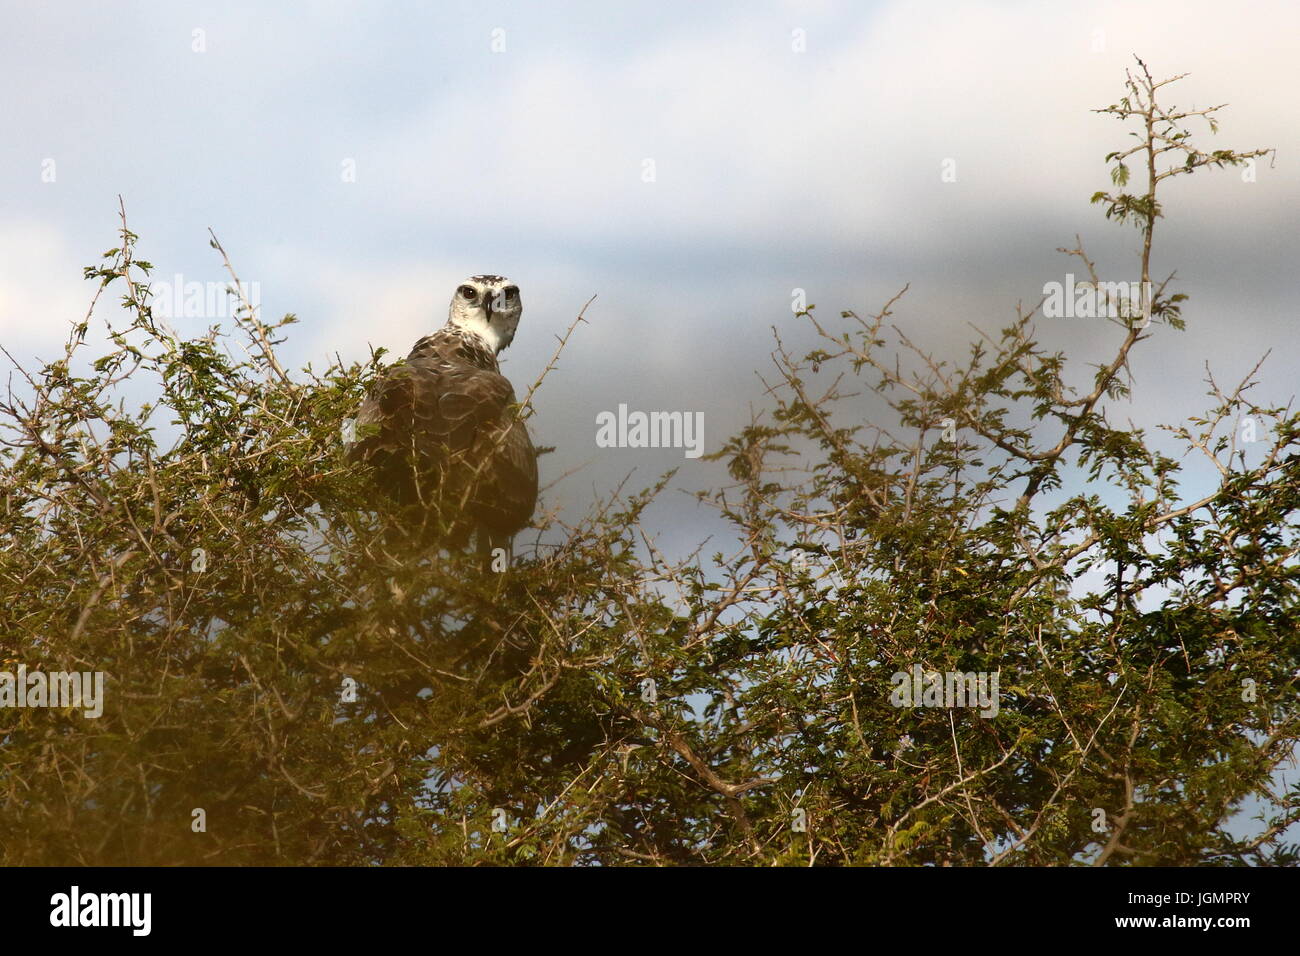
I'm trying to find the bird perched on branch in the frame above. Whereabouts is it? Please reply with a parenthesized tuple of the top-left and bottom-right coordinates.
(347, 275, 537, 556)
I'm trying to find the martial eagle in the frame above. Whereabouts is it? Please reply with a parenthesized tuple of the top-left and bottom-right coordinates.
(347, 275, 537, 554)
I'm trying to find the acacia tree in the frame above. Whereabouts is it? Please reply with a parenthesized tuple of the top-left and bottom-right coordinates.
(1, 60, 1295, 865)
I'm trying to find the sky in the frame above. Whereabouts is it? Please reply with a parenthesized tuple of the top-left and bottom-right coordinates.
(1, 0, 1297, 856)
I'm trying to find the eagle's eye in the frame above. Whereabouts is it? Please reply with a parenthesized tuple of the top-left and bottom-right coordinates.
(503, 286, 518, 297)
(459, 285, 477, 299)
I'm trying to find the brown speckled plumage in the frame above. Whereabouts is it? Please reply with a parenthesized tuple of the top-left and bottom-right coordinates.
(349, 322, 537, 545)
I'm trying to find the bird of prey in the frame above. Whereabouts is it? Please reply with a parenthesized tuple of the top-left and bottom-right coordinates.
(348, 275, 537, 555)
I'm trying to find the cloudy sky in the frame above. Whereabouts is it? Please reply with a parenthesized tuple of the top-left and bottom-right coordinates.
(2, 0, 1297, 556)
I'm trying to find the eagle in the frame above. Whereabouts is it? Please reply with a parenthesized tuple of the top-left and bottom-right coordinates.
(347, 275, 537, 555)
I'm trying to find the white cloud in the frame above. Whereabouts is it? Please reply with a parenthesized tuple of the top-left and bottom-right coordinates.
(0, 222, 92, 355)
(364, 0, 1296, 254)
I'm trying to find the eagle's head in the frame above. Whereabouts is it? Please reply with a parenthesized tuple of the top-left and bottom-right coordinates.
(447, 275, 522, 353)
